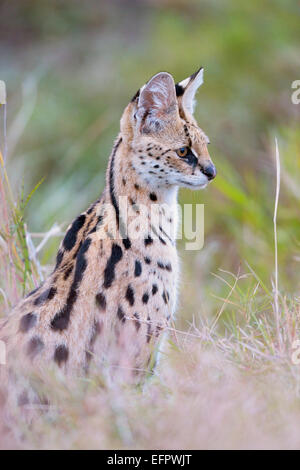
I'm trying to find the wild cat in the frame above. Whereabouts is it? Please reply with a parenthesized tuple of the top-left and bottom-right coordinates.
(0, 68, 216, 399)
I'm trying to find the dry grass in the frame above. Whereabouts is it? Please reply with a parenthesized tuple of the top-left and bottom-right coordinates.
(3, 329, 300, 450)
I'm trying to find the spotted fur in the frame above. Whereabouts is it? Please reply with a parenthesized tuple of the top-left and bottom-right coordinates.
(0, 68, 216, 393)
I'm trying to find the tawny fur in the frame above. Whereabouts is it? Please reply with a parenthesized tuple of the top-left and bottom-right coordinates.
(0, 69, 216, 400)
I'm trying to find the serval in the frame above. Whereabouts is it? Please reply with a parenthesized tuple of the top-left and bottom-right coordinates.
(0, 68, 216, 404)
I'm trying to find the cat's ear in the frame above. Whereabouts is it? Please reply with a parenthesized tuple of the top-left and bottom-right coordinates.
(176, 67, 204, 115)
(136, 72, 178, 133)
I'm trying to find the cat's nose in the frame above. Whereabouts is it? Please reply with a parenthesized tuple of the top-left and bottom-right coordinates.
(202, 163, 217, 180)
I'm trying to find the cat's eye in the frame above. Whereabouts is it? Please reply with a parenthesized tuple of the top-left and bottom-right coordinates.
(176, 147, 189, 158)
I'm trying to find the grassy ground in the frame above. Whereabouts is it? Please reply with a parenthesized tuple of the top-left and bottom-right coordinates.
(1, 0, 300, 449)
(1, 186, 300, 450)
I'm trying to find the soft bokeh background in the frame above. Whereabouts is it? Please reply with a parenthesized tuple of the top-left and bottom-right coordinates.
(1, 0, 300, 451)
(1, 0, 300, 325)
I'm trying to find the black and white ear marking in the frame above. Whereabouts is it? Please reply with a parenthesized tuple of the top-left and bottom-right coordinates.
(136, 72, 178, 133)
(176, 67, 204, 115)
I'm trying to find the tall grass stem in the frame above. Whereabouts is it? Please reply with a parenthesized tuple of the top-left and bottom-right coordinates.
(274, 137, 281, 350)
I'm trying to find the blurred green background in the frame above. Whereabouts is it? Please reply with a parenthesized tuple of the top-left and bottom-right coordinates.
(1, 0, 300, 326)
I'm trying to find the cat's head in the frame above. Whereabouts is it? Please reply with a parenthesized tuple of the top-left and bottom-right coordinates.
(121, 68, 216, 190)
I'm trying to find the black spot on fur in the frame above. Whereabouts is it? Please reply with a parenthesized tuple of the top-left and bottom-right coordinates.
(146, 316, 152, 343)
(117, 306, 126, 323)
(134, 183, 140, 190)
(48, 287, 57, 299)
(149, 192, 157, 201)
(134, 260, 142, 277)
(95, 292, 106, 311)
(103, 243, 123, 289)
(27, 336, 44, 359)
(86, 197, 101, 215)
(144, 257, 151, 264)
(86, 206, 94, 215)
(26, 286, 40, 299)
(157, 261, 172, 271)
(162, 290, 169, 304)
(85, 320, 102, 365)
(72, 241, 82, 260)
(63, 214, 86, 251)
(125, 284, 135, 306)
(142, 292, 149, 304)
(151, 224, 166, 245)
(54, 344, 69, 366)
(152, 284, 158, 296)
(159, 225, 173, 244)
(159, 236, 166, 245)
(51, 238, 92, 331)
(72, 238, 91, 285)
(88, 215, 103, 235)
(20, 312, 37, 333)
(183, 124, 190, 137)
(55, 250, 64, 270)
(33, 287, 57, 306)
(64, 266, 73, 280)
(155, 323, 163, 337)
(123, 237, 131, 250)
(133, 312, 141, 331)
(109, 138, 128, 243)
(144, 235, 153, 246)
